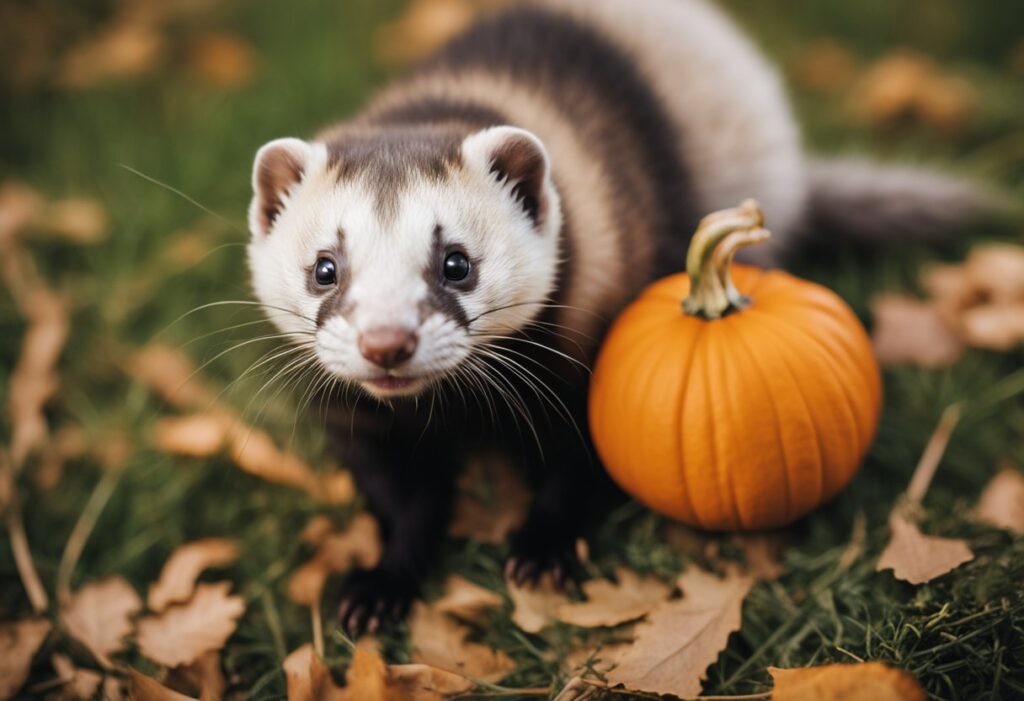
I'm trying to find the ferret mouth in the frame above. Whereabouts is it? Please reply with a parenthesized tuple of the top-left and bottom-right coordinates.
(362, 374, 426, 397)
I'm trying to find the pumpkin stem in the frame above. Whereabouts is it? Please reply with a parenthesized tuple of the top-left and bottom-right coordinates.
(683, 199, 771, 319)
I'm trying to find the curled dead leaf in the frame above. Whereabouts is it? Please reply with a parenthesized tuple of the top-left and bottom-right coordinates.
(0, 618, 51, 700)
(61, 576, 142, 668)
(554, 568, 670, 629)
(148, 539, 240, 612)
(769, 662, 925, 701)
(876, 511, 973, 584)
(606, 567, 753, 699)
(409, 602, 515, 683)
(870, 293, 963, 368)
(136, 582, 245, 668)
(975, 466, 1024, 534)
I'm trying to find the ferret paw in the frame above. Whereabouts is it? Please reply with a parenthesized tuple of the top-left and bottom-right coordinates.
(504, 529, 581, 589)
(338, 567, 417, 636)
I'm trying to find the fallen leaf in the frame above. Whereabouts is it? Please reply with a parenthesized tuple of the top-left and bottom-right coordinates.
(876, 511, 973, 584)
(606, 567, 753, 698)
(735, 532, 785, 581)
(151, 413, 229, 457)
(340, 643, 389, 700)
(0, 180, 42, 245)
(975, 466, 1024, 534)
(61, 576, 142, 667)
(871, 293, 963, 367)
(919, 263, 979, 326)
(283, 643, 344, 701)
(964, 244, 1024, 304)
(409, 602, 515, 682)
(390, 664, 474, 699)
(34, 198, 108, 244)
(287, 513, 382, 606)
(792, 39, 857, 93)
(507, 574, 571, 634)
(769, 662, 925, 701)
(128, 670, 199, 701)
(188, 33, 257, 88)
(136, 582, 245, 668)
(433, 575, 503, 625)
(300, 515, 334, 546)
(959, 303, 1024, 351)
(128, 345, 216, 410)
(320, 469, 356, 505)
(555, 568, 670, 628)
(0, 618, 51, 700)
(169, 650, 226, 701)
(7, 288, 69, 467)
(374, 0, 481, 66)
(563, 640, 632, 675)
(228, 424, 322, 494)
(59, 20, 164, 88)
(449, 459, 530, 544)
(148, 539, 240, 612)
(51, 653, 103, 701)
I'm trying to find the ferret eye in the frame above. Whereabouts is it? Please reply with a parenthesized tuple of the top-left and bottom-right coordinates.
(313, 257, 337, 286)
(443, 251, 470, 282)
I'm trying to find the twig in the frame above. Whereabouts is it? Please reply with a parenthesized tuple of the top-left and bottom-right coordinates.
(56, 465, 124, 605)
(905, 404, 962, 506)
(312, 598, 324, 659)
(5, 483, 49, 612)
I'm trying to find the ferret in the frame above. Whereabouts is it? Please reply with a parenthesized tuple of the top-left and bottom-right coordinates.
(246, 0, 986, 633)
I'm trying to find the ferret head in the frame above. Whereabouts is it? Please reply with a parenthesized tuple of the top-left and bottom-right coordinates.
(247, 125, 562, 399)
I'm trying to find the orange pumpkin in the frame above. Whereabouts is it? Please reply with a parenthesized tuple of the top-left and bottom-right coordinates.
(589, 200, 882, 530)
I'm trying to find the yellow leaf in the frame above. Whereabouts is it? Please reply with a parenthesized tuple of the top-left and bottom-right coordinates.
(769, 662, 925, 701)
(606, 567, 753, 698)
(409, 602, 515, 683)
(975, 466, 1024, 534)
(136, 582, 245, 668)
(876, 512, 973, 584)
(61, 576, 142, 667)
(0, 618, 51, 700)
(148, 539, 240, 612)
(554, 568, 670, 628)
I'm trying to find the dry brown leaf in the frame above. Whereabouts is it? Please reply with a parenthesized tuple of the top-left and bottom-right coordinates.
(0, 180, 42, 245)
(8, 288, 69, 467)
(876, 511, 973, 584)
(769, 662, 925, 701)
(61, 576, 142, 667)
(188, 33, 257, 88)
(735, 533, 785, 581)
(340, 643, 389, 700)
(148, 539, 240, 612)
(409, 602, 515, 683)
(449, 459, 530, 544)
(959, 304, 1024, 351)
(283, 643, 344, 701)
(0, 618, 51, 700)
(320, 470, 356, 505)
(555, 568, 670, 629)
(168, 650, 226, 701)
(606, 567, 753, 698)
(433, 575, 503, 625)
(287, 513, 382, 606)
(562, 640, 632, 676)
(508, 574, 571, 634)
(136, 582, 245, 668)
(51, 653, 103, 701)
(975, 467, 1024, 534)
(964, 244, 1024, 304)
(919, 263, 980, 327)
(390, 664, 474, 699)
(791, 39, 857, 93)
(374, 0, 482, 66)
(128, 345, 216, 410)
(59, 20, 164, 88)
(228, 425, 322, 494)
(128, 670, 199, 701)
(151, 414, 229, 457)
(871, 293, 963, 367)
(34, 198, 108, 244)
(300, 515, 335, 546)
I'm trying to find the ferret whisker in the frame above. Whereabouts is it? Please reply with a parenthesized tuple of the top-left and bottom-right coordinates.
(119, 164, 247, 235)
(468, 332, 592, 373)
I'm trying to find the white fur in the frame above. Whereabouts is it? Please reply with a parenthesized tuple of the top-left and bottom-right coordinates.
(247, 128, 561, 398)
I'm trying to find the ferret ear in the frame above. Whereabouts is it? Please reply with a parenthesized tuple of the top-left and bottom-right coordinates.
(249, 138, 314, 236)
(462, 126, 554, 229)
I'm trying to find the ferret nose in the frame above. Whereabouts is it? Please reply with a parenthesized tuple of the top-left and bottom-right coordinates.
(358, 326, 418, 369)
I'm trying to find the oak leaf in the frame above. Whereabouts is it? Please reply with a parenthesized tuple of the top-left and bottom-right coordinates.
(0, 618, 51, 700)
(769, 662, 925, 701)
(508, 574, 570, 634)
(136, 582, 245, 667)
(870, 293, 963, 368)
(148, 539, 240, 612)
(449, 459, 530, 544)
(433, 575, 503, 625)
(975, 467, 1024, 534)
(61, 576, 142, 667)
(606, 567, 753, 698)
(876, 512, 973, 584)
(554, 568, 670, 628)
(409, 602, 515, 682)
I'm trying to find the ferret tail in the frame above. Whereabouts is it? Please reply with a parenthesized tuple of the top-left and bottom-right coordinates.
(802, 157, 1008, 244)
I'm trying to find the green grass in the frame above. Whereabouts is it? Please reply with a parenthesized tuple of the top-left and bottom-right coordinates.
(2, 0, 1023, 698)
